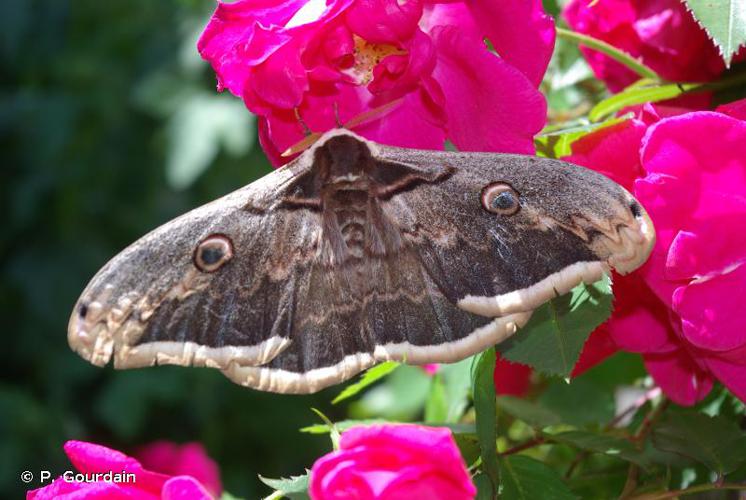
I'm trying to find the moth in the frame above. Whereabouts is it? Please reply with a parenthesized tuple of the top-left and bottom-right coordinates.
(68, 129, 655, 394)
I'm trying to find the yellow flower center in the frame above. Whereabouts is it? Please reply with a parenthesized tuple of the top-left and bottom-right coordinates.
(345, 36, 405, 85)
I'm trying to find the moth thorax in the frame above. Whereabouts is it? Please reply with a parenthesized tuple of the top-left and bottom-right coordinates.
(314, 134, 374, 181)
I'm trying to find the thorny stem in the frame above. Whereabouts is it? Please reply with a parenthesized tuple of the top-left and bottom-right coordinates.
(609, 387, 662, 430)
(564, 452, 588, 479)
(632, 397, 669, 443)
(618, 397, 671, 498)
(619, 463, 640, 499)
(628, 482, 746, 500)
(566, 388, 663, 479)
(501, 437, 546, 456)
(556, 27, 660, 80)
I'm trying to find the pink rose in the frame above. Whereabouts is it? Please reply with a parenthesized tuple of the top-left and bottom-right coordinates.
(309, 424, 475, 499)
(565, 101, 746, 405)
(493, 354, 532, 396)
(198, 0, 554, 165)
(563, 0, 735, 92)
(27, 441, 219, 499)
(134, 442, 222, 498)
(421, 363, 440, 376)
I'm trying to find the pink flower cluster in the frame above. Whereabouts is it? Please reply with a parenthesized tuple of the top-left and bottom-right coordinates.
(27, 441, 221, 499)
(566, 100, 746, 405)
(563, 0, 735, 92)
(310, 424, 475, 499)
(198, 0, 554, 164)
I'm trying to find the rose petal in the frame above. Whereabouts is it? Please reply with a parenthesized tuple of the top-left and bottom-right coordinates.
(564, 0, 641, 91)
(604, 274, 678, 353)
(421, 364, 440, 376)
(261, 81, 446, 167)
(637, 112, 746, 304)
(704, 348, 746, 402)
(135, 442, 222, 498)
(345, 0, 423, 44)
(27, 478, 150, 500)
(354, 91, 446, 150)
(565, 118, 647, 190)
(311, 425, 475, 500)
(640, 113, 746, 221)
(643, 350, 713, 406)
(673, 263, 746, 351)
(161, 477, 213, 500)
(63, 442, 168, 494)
(368, 29, 436, 102)
(243, 41, 309, 111)
(340, 426, 473, 491)
(666, 215, 746, 281)
(493, 355, 532, 396)
(259, 83, 369, 166)
(468, 0, 555, 85)
(379, 469, 477, 499)
(571, 326, 618, 377)
(64, 441, 142, 475)
(431, 26, 545, 154)
(197, 0, 307, 95)
(420, 2, 477, 35)
(310, 448, 378, 498)
(716, 98, 746, 121)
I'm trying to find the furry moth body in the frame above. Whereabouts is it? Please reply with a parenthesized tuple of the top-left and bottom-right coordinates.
(68, 130, 655, 394)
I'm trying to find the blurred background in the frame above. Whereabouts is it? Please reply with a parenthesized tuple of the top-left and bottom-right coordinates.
(0, 1, 348, 497)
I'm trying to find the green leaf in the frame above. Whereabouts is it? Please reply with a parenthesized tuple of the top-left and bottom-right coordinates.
(259, 473, 310, 500)
(473, 349, 500, 498)
(556, 27, 659, 80)
(439, 357, 475, 422)
(538, 378, 615, 427)
(453, 432, 482, 466)
(684, 0, 746, 65)
(589, 83, 699, 122)
(497, 276, 612, 377)
(299, 418, 388, 434)
(309, 408, 340, 450)
(576, 352, 646, 392)
(652, 411, 746, 475)
(425, 374, 449, 423)
(499, 455, 577, 500)
(348, 364, 431, 420)
(220, 493, 246, 500)
(474, 473, 495, 500)
(496, 396, 562, 428)
(165, 93, 255, 190)
(551, 430, 651, 468)
(535, 115, 631, 158)
(332, 361, 399, 404)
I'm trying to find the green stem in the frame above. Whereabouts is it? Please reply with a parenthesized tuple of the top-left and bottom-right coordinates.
(556, 27, 660, 80)
(501, 437, 546, 456)
(473, 349, 500, 498)
(629, 482, 746, 500)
